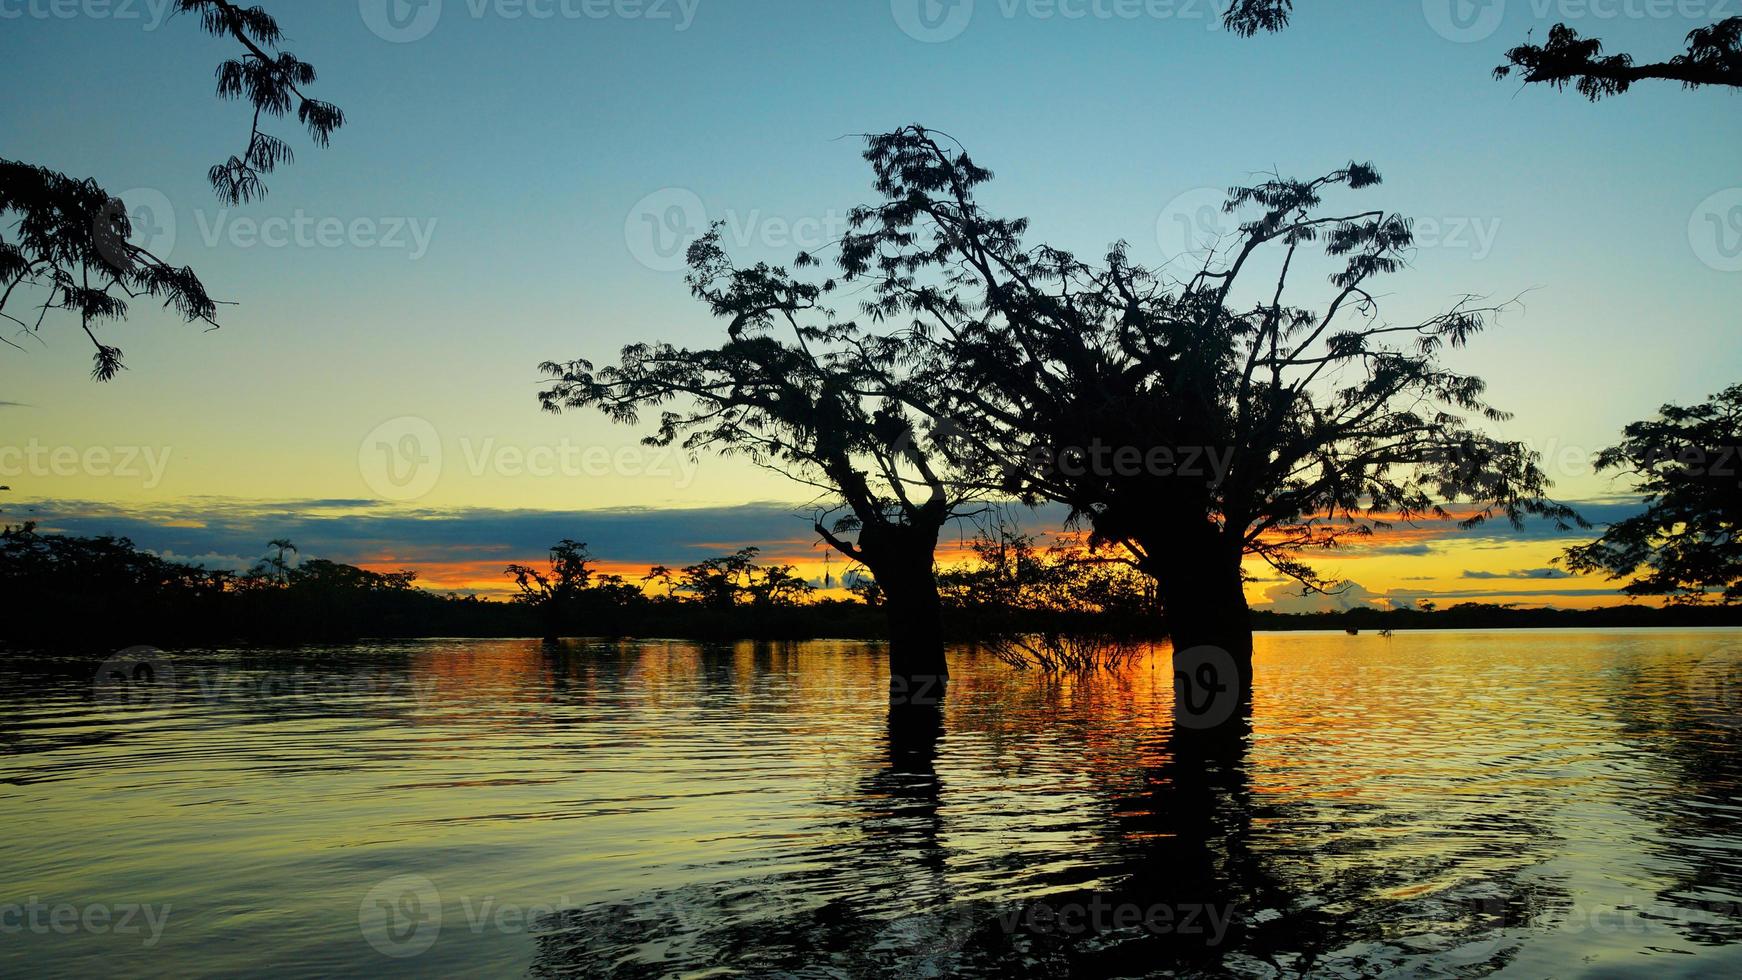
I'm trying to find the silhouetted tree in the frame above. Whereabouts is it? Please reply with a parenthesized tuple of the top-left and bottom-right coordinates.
(671, 547, 812, 610)
(1, 161, 220, 380)
(840, 126, 1576, 699)
(1495, 18, 1742, 99)
(1564, 384, 1742, 603)
(1226, 2, 1741, 99)
(678, 547, 761, 610)
(747, 563, 816, 607)
(540, 228, 974, 689)
(258, 538, 298, 583)
(507, 539, 597, 639)
(642, 565, 677, 598)
(1, 1, 343, 378)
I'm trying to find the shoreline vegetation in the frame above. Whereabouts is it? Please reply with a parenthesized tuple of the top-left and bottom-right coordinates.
(5, 523, 1739, 658)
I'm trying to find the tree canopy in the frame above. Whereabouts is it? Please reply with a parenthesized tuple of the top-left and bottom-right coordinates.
(837, 127, 1577, 599)
(540, 226, 972, 560)
(1564, 384, 1742, 603)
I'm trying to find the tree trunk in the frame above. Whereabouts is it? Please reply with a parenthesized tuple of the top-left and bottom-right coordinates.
(880, 568, 948, 705)
(853, 521, 949, 703)
(1142, 536, 1254, 734)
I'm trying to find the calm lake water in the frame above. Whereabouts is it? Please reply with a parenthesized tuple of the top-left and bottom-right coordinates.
(2, 630, 1739, 978)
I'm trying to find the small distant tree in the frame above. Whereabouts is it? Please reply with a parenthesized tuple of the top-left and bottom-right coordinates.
(747, 563, 815, 607)
(506, 540, 597, 639)
(845, 569, 883, 607)
(642, 565, 677, 599)
(262, 538, 298, 583)
(1564, 384, 1742, 603)
(677, 547, 761, 610)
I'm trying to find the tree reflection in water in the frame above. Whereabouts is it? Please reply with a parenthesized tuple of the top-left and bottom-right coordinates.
(528, 688, 1572, 978)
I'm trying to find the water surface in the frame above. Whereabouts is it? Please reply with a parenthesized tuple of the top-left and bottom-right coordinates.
(2, 630, 1739, 977)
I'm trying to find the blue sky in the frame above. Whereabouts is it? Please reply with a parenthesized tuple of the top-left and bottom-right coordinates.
(2, 0, 1738, 605)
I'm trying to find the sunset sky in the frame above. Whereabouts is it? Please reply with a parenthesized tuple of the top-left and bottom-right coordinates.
(4, 1, 1739, 608)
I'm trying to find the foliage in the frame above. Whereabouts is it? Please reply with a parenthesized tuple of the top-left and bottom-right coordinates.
(0, 524, 441, 645)
(1228, 2, 1741, 98)
(939, 524, 1158, 671)
(1495, 17, 1742, 99)
(507, 539, 597, 604)
(676, 547, 814, 608)
(0, 160, 220, 380)
(538, 224, 970, 620)
(1563, 384, 1742, 603)
(0, 526, 860, 649)
(2, 1, 342, 379)
(1221, 0, 1293, 36)
(836, 126, 1577, 594)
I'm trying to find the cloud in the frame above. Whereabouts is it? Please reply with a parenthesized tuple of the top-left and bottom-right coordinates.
(1259, 580, 1390, 614)
(1459, 567, 1570, 580)
(1322, 498, 1646, 558)
(11, 498, 841, 566)
(6, 497, 1068, 592)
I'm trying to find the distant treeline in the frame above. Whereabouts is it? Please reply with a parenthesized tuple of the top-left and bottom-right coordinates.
(0, 524, 1160, 654)
(0, 524, 886, 651)
(2, 523, 1736, 655)
(1252, 603, 1742, 632)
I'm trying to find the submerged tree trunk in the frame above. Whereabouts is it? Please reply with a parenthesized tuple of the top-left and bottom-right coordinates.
(880, 567, 948, 703)
(853, 520, 949, 704)
(1135, 528, 1254, 736)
